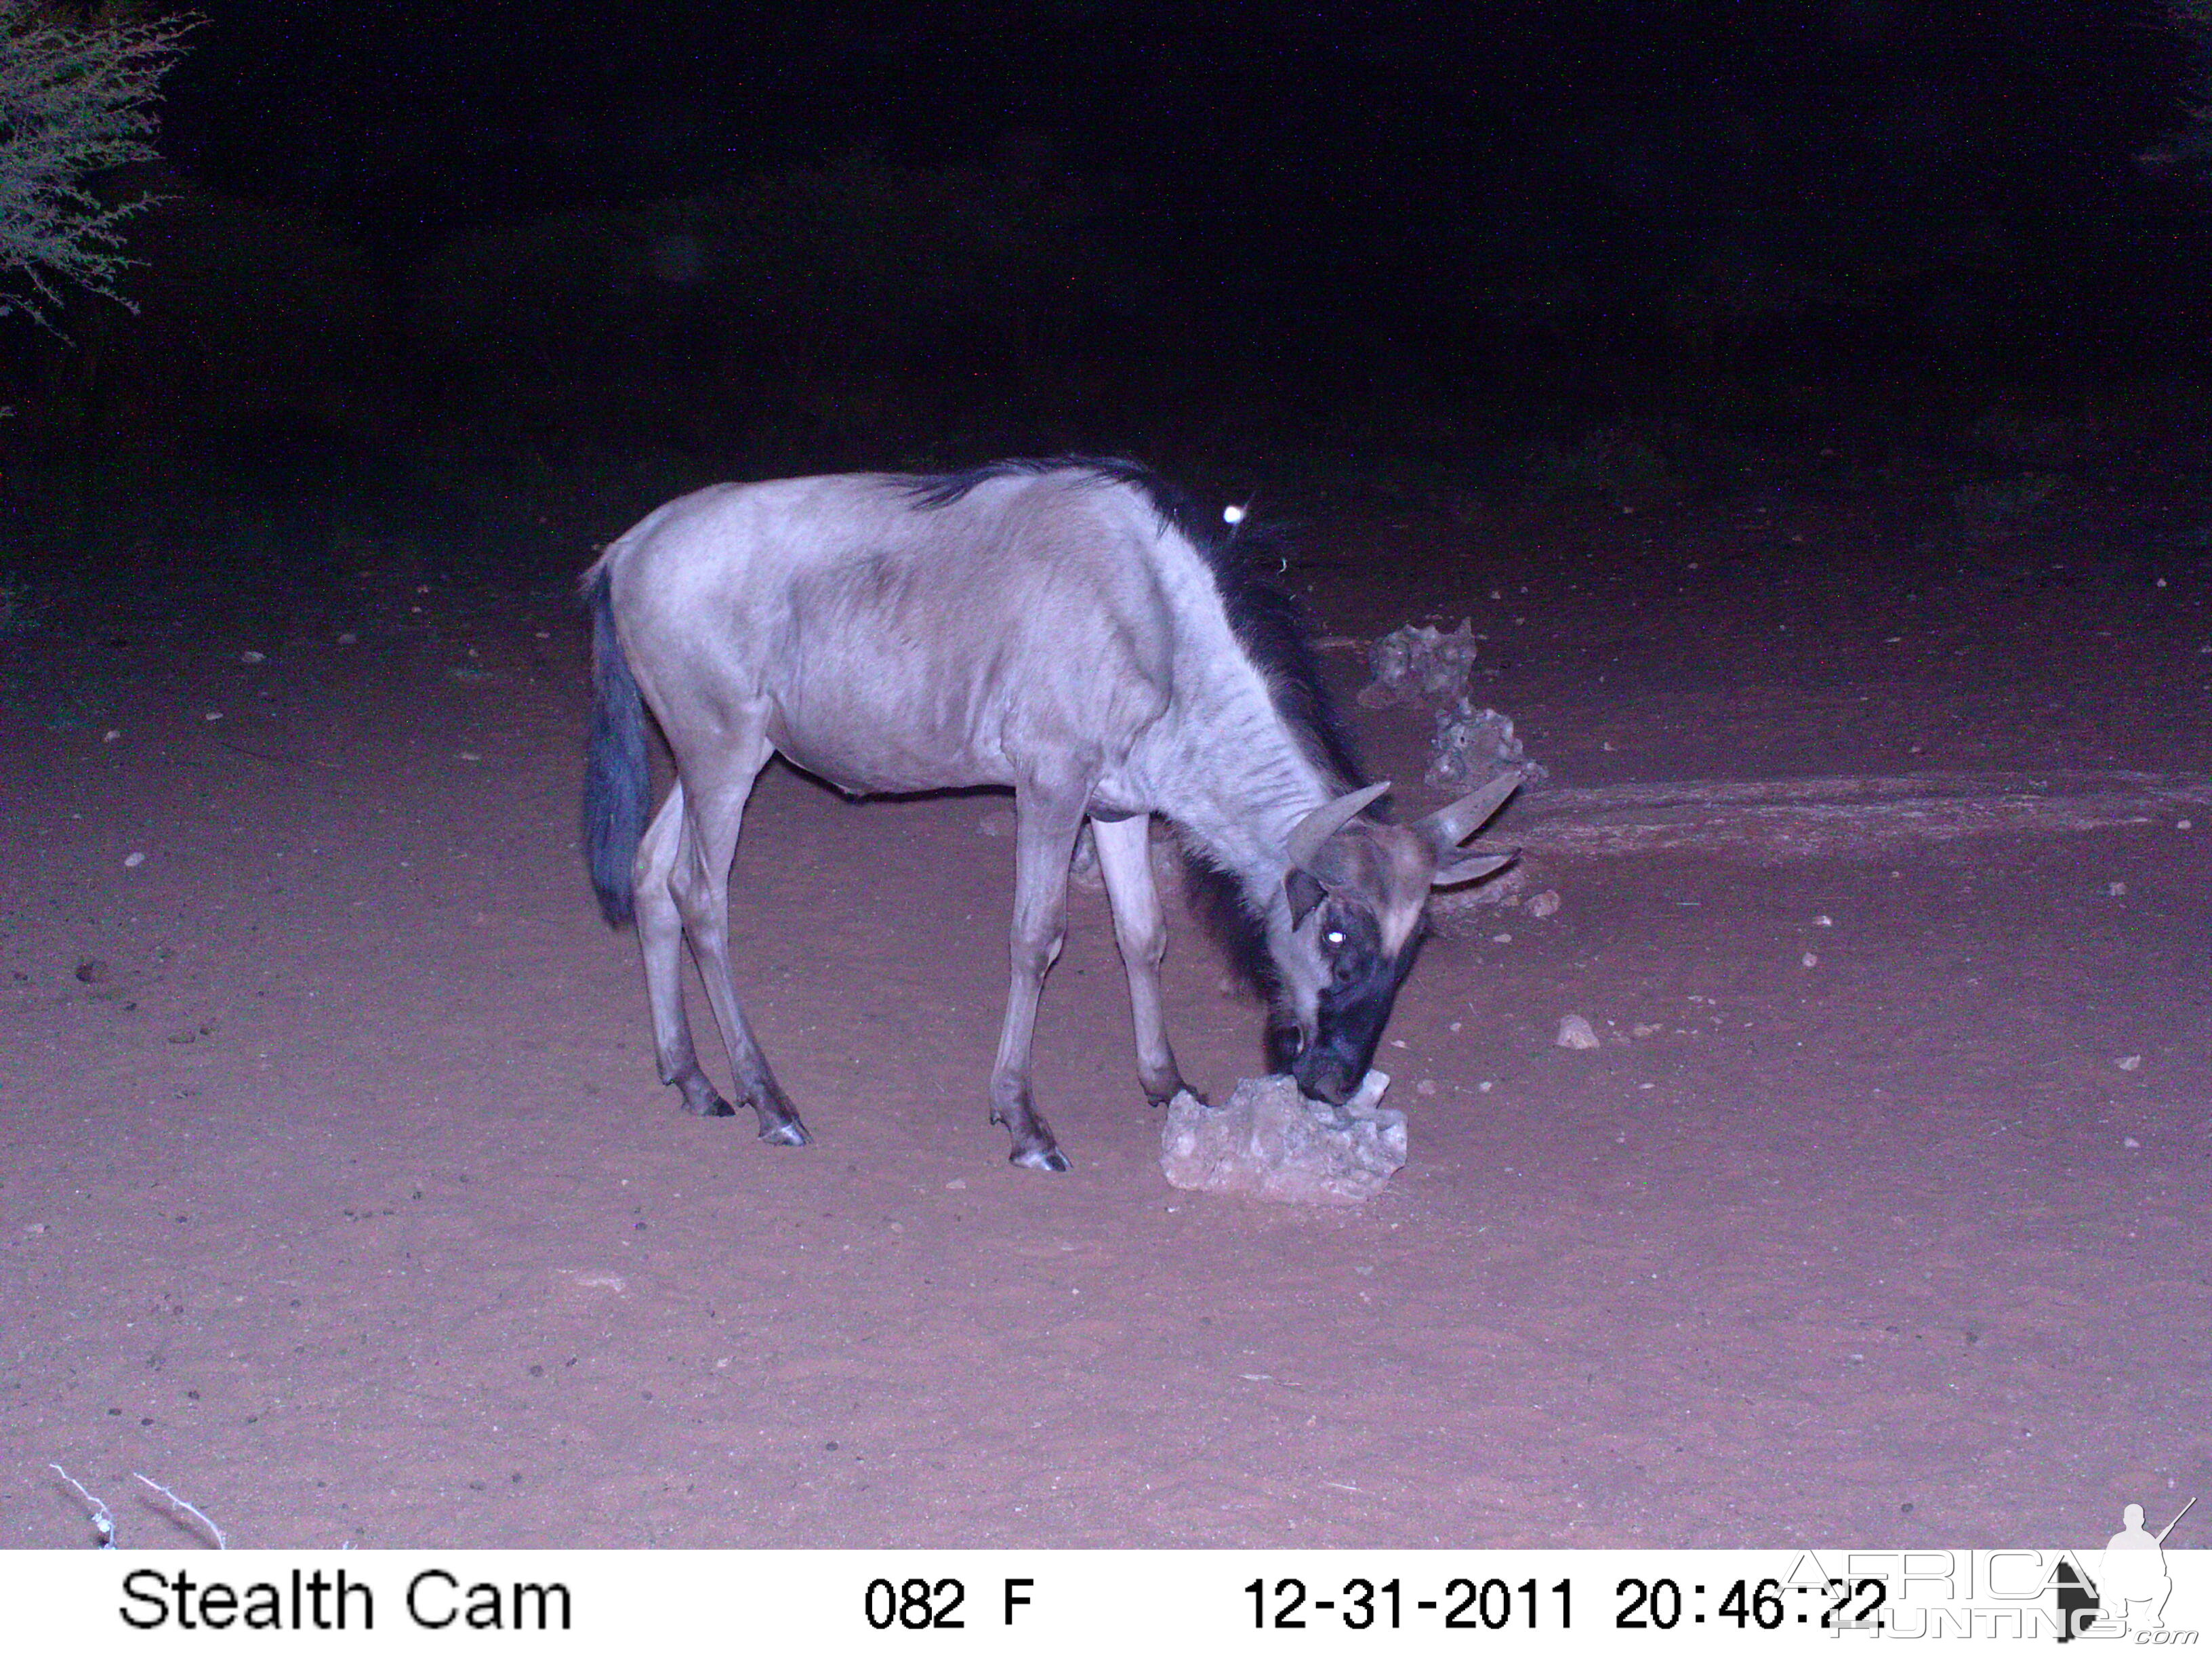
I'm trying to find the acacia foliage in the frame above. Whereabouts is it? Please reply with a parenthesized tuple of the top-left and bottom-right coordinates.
(0, 2, 194, 323)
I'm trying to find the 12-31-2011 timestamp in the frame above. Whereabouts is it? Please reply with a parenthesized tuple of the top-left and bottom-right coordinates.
(1247, 1574, 1891, 1634)
(1248, 1576, 1571, 1631)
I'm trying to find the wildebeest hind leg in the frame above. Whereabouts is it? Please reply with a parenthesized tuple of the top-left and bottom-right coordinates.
(668, 729, 811, 1147)
(633, 782, 734, 1118)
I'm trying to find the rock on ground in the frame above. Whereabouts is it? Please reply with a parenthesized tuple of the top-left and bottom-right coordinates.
(1429, 701, 1549, 791)
(1360, 620, 1479, 707)
(1160, 1073, 1408, 1206)
(1555, 1013, 1603, 1049)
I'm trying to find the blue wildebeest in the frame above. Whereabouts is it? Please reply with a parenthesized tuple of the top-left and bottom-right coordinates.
(581, 458, 1519, 1170)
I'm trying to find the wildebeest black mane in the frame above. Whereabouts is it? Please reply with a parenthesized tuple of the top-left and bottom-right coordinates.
(901, 457, 1362, 787)
(903, 456, 1368, 1002)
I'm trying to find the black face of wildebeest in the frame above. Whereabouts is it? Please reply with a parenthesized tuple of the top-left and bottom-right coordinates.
(1261, 773, 1521, 1107)
(1282, 903, 1427, 1105)
(1267, 900, 1428, 1105)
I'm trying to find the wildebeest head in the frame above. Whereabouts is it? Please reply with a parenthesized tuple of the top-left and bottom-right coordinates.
(1267, 772, 1521, 1104)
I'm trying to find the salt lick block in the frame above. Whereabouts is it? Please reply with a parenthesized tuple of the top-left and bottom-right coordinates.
(1160, 1071, 1407, 1206)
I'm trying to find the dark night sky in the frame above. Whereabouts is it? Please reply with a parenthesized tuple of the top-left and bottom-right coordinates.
(24, 0, 2196, 466)
(163, 1, 2196, 247)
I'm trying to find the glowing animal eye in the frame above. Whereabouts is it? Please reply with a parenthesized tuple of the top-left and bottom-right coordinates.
(1323, 929, 1346, 947)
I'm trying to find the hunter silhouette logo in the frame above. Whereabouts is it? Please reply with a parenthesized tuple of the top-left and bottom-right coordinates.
(2056, 1496, 2196, 1641)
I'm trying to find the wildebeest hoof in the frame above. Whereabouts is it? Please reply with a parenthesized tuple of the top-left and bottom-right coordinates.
(1151, 1085, 1207, 1110)
(681, 1090, 736, 1118)
(757, 1120, 809, 1147)
(1010, 1144, 1072, 1173)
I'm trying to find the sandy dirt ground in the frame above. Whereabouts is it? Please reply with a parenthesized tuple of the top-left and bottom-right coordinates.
(2, 469, 2207, 1549)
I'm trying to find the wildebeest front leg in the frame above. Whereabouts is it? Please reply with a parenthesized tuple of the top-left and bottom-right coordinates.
(663, 728, 811, 1147)
(1091, 813, 1194, 1107)
(990, 787, 1086, 1171)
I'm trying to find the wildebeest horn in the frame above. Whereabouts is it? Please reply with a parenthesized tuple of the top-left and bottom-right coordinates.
(1286, 780, 1391, 869)
(1414, 769, 1522, 853)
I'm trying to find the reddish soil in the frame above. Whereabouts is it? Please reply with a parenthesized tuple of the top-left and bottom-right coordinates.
(3, 471, 2208, 1549)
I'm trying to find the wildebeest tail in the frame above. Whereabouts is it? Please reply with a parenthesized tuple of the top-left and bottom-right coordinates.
(581, 565, 649, 927)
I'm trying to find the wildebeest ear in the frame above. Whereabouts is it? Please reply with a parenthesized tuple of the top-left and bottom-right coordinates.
(1285, 867, 1330, 928)
(1431, 846, 1517, 888)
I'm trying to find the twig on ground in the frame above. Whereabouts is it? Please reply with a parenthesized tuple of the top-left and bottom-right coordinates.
(48, 1463, 116, 1548)
(134, 1472, 226, 1549)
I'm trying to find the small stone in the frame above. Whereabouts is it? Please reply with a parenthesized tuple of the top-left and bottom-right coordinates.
(1801, 951, 1818, 968)
(1631, 1022, 1662, 1038)
(1814, 914, 1832, 927)
(123, 852, 146, 869)
(1415, 1079, 1437, 1096)
(1477, 1080, 1494, 1092)
(1345, 1070, 1391, 1112)
(2117, 1055, 2143, 1072)
(204, 710, 223, 722)
(103, 729, 120, 743)
(1527, 890, 1561, 919)
(2106, 882, 2127, 897)
(2123, 1136, 2141, 1149)
(1492, 932, 1513, 944)
(73, 959, 108, 984)
(1555, 1015, 1601, 1050)
(2179, 820, 2194, 832)
(1160, 1073, 1406, 1206)
(241, 650, 265, 663)
(337, 632, 357, 644)
(945, 1179, 966, 1191)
